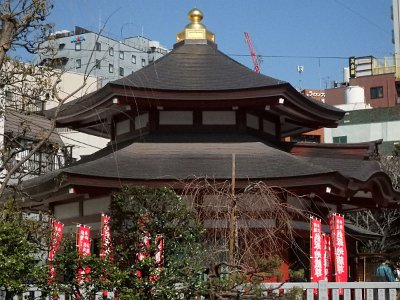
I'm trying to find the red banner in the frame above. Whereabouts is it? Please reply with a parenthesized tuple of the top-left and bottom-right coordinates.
(323, 233, 332, 282)
(77, 225, 91, 284)
(150, 234, 164, 281)
(329, 214, 348, 293)
(310, 217, 325, 285)
(100, 214, 112, 260)
(48, 219, 64, 284)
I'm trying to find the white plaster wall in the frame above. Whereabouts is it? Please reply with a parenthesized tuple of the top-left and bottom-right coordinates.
(83, 197, 110, 216)
(159, 111, 193, 125)
(246, 113, 259, 130)
(59, 131, 108, 159)
(116, 119, 130, 135)
(135, 113, 149, 129)
(202, 111, 236, 125)
(54, 202, 80, 219)
(325, 120, 400, 143)
(46, 71, 100, 110)
(263, 119, 275, 135)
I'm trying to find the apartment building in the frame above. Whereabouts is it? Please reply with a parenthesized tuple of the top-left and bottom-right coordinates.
(36, 26, 168, 85)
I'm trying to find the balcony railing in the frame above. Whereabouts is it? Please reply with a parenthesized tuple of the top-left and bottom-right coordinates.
(15, 147, 74, 176)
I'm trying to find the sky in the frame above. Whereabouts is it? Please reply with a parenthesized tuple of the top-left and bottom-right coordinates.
(44, 0, 394, 90)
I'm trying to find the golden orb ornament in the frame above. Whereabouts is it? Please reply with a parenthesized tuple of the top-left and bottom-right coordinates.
(188, 8, 203, 23)
(176, 8, 215, 43)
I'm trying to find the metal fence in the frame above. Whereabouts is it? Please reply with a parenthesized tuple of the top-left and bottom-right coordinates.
(260, 281, 400, 300)
(2, 281, 400, 300)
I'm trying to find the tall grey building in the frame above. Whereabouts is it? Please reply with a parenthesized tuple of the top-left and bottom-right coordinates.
(36, 26, 168, 85)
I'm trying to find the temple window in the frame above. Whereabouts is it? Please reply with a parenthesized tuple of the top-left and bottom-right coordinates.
(135, 113, 149, 129)
(54, 202, 80, 219)
(83, 197, 110, 216)
(202, 111, 236, 125)
(115, 119, 130, 135)
(263, 119, 275, 135)
(246, 114, 259, 130)
(159, 111, 193, 125)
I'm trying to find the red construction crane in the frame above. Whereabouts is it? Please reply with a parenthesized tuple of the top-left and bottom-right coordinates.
(244, 32, 261, 73)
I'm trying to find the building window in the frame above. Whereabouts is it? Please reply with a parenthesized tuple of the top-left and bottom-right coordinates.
(76, 59, 81, 69)
(5, 90, 13, 102)
(95, 59, 101, 69)
(119, 51, 124, 60)
(132, 55, 136, 64)
(141, 58, 146, 67)
(95, 42, 101, 51)
(109, 47, 114, 56)
(291, 134, 321, 143)
(119, 67, 124, 76)
(370, 86, 384, 99)
(75, 42, 81, 51)
(109, 64, 114, 73)
(332, 136, 347, 144)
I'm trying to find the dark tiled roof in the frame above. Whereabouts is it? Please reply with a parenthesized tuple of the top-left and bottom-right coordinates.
(63, 142, 334, 180)
(111, 41, 286, 91)
(302, 156, 382, 182)
(5, 109, 63, 145)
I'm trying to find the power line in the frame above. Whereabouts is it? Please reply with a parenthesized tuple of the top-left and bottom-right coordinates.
(333, 0, 391, 35)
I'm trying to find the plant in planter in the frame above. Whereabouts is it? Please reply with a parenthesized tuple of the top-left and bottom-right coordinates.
(255, 255, 283, 281)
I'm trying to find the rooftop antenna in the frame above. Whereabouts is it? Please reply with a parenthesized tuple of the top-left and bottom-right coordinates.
(297, 65, 304, 90)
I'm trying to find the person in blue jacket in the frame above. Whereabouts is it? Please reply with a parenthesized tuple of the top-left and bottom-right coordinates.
(375, 260, 396, 282)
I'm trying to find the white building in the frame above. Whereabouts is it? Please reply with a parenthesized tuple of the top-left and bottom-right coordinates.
(36, 26, 168, 86)
(325, 105, 400, 154)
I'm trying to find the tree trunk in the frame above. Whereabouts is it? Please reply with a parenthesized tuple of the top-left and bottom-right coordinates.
(0, 14, 16, 69)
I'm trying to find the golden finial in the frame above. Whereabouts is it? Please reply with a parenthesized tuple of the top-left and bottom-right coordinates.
(176, 8, 215, 43)
(188, 8, 203, 23)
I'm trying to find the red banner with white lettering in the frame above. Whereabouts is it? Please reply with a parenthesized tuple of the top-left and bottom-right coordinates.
(77, 225, 91, 284)
(150, 234, 164, 281)
(310, 217, 325, 286)
(100, 214, 112, 260)
(48, 220, 64, 283)
(136, 214, 152, 278)
(329, 214, 348, 293)
(323, 233, 332, 282)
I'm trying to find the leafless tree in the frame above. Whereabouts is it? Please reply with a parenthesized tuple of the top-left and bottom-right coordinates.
(346, 151, 400, 255)
(185, 179, 309, 267)
(0, 0, 53, 67)
(0, 0, 99, 197)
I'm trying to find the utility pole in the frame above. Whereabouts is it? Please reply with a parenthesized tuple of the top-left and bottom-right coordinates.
(229, 153, 237, 265)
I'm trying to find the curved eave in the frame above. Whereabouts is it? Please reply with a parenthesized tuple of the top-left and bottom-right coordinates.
(347, 172, 400, 207)
(20, 168, 400, 209)
(53, 82, 344, 131)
